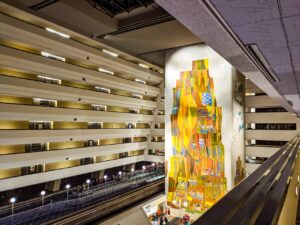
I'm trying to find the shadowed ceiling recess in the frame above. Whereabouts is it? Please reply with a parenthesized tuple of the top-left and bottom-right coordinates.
(88, 0, 155, 17)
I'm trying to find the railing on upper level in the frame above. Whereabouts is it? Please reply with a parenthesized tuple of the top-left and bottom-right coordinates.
(194, 135, 300, 225)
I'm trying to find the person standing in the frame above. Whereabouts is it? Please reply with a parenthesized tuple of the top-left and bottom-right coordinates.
(164, 217, 168, 225)
(160, 216, 164, 225)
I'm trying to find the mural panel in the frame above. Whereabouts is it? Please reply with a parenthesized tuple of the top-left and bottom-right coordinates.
(167, 59, 227, 214)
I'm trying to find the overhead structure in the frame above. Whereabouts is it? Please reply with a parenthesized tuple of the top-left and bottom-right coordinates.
(155, 0, 300, 116)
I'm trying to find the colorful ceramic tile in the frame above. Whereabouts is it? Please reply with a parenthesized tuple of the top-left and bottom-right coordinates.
(167, 59, 227, 214)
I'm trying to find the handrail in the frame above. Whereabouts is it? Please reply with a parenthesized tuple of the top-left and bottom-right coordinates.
(194, 135, 300, 225)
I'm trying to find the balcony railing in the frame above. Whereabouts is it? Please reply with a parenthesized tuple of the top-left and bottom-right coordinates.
(194, 135, 300, 225)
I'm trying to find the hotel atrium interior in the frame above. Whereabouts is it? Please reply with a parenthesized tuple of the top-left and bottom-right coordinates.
(0, 0, 300, 224)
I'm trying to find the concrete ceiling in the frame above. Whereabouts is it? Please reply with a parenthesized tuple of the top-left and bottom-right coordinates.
(11, 0, 118, 35)
(210, 0, 300, 94)
(210, 0, 300, 112)
(155, 0, 300, 115)
(7, 0, 200, 67)
(101, 20, 200, 65)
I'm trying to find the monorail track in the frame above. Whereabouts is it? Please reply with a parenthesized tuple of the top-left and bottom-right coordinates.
(43, 179, 164, 225)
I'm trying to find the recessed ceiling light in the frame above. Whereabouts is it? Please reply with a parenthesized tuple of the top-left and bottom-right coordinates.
(33, 98, 56, 102)
(134, 78, 146, 84)
(45, 27, 70, 39)
(37, 75, 61, 81)
(132, 93, 143, 99)
(41, 51, 65, 62)
(98, 68, 114, 75)
(138, 63, 149, 69)
(95, 86, 111, 93)
(102, 49, 118, 57)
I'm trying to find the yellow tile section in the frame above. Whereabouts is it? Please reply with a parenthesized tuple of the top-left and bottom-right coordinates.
(0, 120, 29, 129)
(45, 159, 81, 171)
(0, 68, 36, 80)
(0, 39, 40, 55)
(140, 109, 153, 115)
(100, 138, 123, 145)
(57, 101, 92, 110)
(107, 106, 128, 113)
(61, 80, 94, 90)
(0, 168, 21, 179)
(53, 121, 88, 129)
(111, 89, 132, 97)
(143, 95, 156, 101)
(49, 141, 85, 150)
(136, 123, 150, 128)
(0, 95, 33, 105)
(96, 153, 119, 162)
(133, 137, 147, 142)
(0, 144, 25, 154)
(129, 149, 144, 156)
(103, 122, 126, 129)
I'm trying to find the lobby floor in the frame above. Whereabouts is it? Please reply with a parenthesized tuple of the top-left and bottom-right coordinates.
(99, 195, 165, 225)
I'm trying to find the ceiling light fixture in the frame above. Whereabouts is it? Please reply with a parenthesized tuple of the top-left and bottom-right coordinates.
(134, 78, 146, 84)
(102, 49, 118, 57)
(41, 51, 65, 62)
(132, 93, 143, 99)
(138, 63, 149, 69)
(98, 68, 114, 75)
(91, 104, 107, 108)
(45, 27, 70, 39)
(29, 120, 52, 123)
(33, 98, 57, 102)
(95, 86, 111, 93)
(37, 75, 61, 81)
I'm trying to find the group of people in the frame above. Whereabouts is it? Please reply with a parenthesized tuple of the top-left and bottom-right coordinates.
(150, 206, 193, 225)
(156, 207, 170, 225)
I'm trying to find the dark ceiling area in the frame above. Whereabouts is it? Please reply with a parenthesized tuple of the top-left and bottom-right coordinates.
(88, 0, 155, 17)
(8, 0, 200, 67)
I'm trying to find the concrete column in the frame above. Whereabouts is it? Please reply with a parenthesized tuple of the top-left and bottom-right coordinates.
(45, 179, 61, 192)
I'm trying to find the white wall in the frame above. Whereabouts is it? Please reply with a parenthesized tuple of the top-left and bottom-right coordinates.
(231, 70, 245, 182)
(165, 43, 244, 189)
